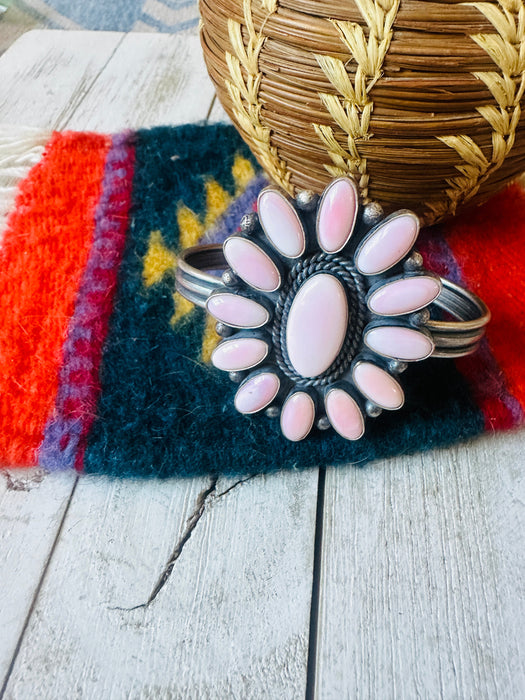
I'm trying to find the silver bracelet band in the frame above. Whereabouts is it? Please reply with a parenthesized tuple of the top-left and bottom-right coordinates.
(175, 244, 490, 359)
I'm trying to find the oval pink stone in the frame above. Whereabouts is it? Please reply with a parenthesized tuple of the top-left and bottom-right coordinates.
(317, 178, 358, 253)
(356, 212, 420, 275)
(258, 189, 306, 258)
(286, 273, 348, 378)
(325, 389, 364, 440)
(280, 392, 315, 442)
(368, 276, 441, 315)
(234, 372, 280, 414)
(212, 337, 268, 372)
(224, 237, 281, 292)
(206, 293, 269, 328)
(365, 326, 434, 361)
(353, 362, 404, 410)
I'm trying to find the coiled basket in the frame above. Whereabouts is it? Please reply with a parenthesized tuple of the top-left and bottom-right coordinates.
(199, 0, 525, 224)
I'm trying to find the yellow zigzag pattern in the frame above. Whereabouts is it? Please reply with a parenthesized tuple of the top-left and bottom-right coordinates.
(142, 154, 256, 362)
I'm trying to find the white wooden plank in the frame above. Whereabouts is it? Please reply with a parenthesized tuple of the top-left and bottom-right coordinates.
(315, 430, 525, 699)
(5, 471, 318, 699)
(0, 31, 124, 687)
(0, 30, 124, 127)
(1, 30, 319, 699)
(0, 470, 77, 683)
(65, 32, 216, 131)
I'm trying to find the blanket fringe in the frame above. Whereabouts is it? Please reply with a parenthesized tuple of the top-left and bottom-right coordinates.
(0, 125, 51, 241)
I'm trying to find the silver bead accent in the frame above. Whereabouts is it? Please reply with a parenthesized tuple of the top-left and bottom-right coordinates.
(215, 322, 233, 338)
(221, 269, 237, 287)
(365, 401, 382, 418)
(265, 405, 280, 419)
(362, 201, 384, 226)
(295, 190, 318, 211)
(229, 371, 245, 384)
(409, 309, 431, 326)
(317, 416, 331, 431)
(404, 251, 424, 271)
(240, 213, 257, 233)
(388, 359, 408, 374)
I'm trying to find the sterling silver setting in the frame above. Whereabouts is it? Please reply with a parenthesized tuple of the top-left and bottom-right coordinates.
(175, 178, 490, 442)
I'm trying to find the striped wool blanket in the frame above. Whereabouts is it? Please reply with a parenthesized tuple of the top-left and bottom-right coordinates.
(0, 124, 523, 477)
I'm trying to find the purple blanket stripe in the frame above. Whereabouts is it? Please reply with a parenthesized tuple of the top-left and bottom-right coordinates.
(39, 133, 135, 471)
(202, 173, 268, 245)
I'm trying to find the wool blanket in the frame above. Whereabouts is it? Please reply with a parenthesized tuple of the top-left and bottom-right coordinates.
(0, 124, 523, 477)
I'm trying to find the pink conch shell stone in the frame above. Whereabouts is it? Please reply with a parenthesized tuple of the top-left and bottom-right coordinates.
(212, 337, 269, 372)
(325, 389, 365, 440)
(286, 273, 348, 378)
(234, 372, 280, 414)
(368, 276, 441, 315)
(356, 212, 419, 275)
(365, 326, 434, 361)
(206, 293, 269, 328)
(280, 392, 316, 441)
(317, 178, 358, 253)
(224, 237, 281, 292)
(258, 189, 306, 258)
(353, 362, 404, 410)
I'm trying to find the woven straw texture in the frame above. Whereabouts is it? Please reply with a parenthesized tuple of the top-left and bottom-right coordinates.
(199, 0, 525, 223)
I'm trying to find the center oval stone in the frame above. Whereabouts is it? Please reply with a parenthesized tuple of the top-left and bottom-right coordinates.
(286, 273, 348, 378)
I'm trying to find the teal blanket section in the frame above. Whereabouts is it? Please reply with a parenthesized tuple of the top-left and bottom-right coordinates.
(83, 124, 485, 478)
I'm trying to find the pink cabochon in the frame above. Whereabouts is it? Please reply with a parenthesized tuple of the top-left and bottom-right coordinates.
(258, 189, 306, 258)
(224, 237, 281, 292)
(353, 362, 404, 410)
(280, 392, 316, 441)
(286, 273, 348, 378)
(365, 326, 434, 361)
(368, 276, 442, 316)
(211, 337, 269, 371)
(234, 372, 280, 414)
(206, 293, 269, 328)
(325, 389, 365, 440)
(356, 212, 419, 275)
(317, 178, 358, 253)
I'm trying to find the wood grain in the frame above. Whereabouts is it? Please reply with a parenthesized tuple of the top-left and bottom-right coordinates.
(0, 30, 124, 128)
(4, 471, 318, 699)
(65, 31, 216, 131)
(0, 30, 319, 699)
(0, 470, 77, 683)
(314, 430, 525, 699)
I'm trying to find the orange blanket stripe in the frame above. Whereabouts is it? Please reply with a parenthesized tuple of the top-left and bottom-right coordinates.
(0, 131, 110, 466)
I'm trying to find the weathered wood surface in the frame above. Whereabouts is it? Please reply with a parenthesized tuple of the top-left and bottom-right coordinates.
(5, 472, 318, 700)
(0, 29, 524, 700)
(0, 30, 125, 130)
(315, 430, 525, 700)
(0, 470, 77, 684)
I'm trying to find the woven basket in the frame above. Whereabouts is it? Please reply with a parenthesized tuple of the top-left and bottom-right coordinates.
(199, 0, 525, 224)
